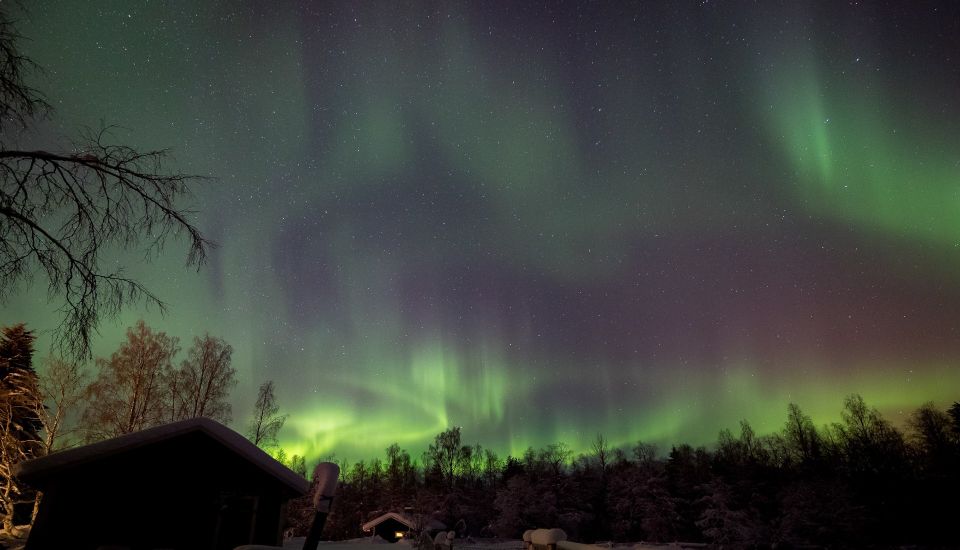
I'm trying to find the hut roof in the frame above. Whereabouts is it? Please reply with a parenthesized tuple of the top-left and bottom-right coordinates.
(363, 512, 414, 531)
(362, 512, 446, 532)
(15, 417, 308, 494)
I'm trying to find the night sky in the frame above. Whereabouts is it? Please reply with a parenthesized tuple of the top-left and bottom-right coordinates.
(5, 1, 960, 462)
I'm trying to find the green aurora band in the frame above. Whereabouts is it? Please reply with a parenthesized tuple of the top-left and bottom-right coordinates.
(3, 2, 960, 464)
(761, 40, 960, 252)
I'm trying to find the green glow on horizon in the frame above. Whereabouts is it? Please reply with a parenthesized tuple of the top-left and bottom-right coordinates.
(274, 354, 960, 464)
(275, 331, 517, 461)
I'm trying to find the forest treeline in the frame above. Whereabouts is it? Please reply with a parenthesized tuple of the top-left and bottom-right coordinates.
(3, 321, 960, 545)
(298, 398, 960, 546)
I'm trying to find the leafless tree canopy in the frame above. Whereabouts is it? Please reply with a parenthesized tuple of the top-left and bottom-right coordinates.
(81, 320, 178, 441)
(77, 321, 238, 443)
(36, 355, 87, 454)
(0, 9, 210, 359)
(168, 334, 236, 424)
(424, 426, 466, 489)
(248, 380, 287, 449)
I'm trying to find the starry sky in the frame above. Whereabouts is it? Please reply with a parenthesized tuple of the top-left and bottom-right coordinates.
(5, 1, 960, 462)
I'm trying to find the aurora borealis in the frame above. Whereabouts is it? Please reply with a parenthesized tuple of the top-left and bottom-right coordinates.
(4, 1, 960, 462)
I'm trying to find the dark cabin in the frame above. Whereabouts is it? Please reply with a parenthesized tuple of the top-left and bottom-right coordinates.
(15, 417, 308, 550)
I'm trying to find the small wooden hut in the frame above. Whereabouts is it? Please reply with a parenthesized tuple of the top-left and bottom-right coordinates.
(15, 417, 308, 550)
(361, 511, 446, 543)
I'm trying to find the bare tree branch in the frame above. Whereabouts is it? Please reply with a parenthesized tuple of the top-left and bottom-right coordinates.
(0, 9, 49, 132)
(0, 6, 212, 359)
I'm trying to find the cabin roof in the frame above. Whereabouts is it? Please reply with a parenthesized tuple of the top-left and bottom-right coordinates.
(362, 511, 446, 532)
(363, 512, 414, 531)
(14, 417, 309, 494)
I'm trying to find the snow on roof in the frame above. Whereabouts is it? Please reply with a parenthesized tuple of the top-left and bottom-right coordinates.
(362, 512, 414, 531)
(361, 512, 446, 532)
(14, 417, 309, 495)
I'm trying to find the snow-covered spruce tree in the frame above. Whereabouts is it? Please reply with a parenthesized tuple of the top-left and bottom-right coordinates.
(491, 474, 538, 538)
(695, 478, 764, 546)
(638, 472, 681, 542)
(775, 478, 862, 547)
(605, 454, 680, 542)
(0, 324, 42, 532)
(605, 457, 645, 540)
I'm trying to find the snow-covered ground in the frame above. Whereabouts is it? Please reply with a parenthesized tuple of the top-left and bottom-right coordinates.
(6, 531, 698, 550)
(276, 538, 524, 550)
(264, 538, 699, 550)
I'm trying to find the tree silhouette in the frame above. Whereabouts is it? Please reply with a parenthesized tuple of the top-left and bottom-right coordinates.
(0, 8, 210, 359)
(782, 403, 821, 467)
(948, 401, 960, 441)
(909, 402, 954, 456)
(168, 334, 236, 424)
(247, 380, 287, 449)
(425, 426, 466, 490)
